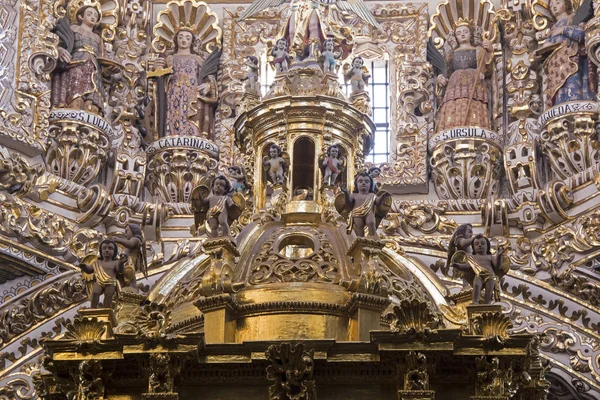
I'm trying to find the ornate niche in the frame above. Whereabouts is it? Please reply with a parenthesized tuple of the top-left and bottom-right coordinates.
(45, 0, 121, 186)
(428, 0, 503, 200)
(144, 0, 222, 203)
(532, 0, 600, 180)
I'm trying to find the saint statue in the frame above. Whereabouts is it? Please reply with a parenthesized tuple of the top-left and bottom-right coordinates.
(428, 19, 493, 132)
(154, 30, 221, 138)
(51, 4, 107, 114)
(537, 0, 596, 107)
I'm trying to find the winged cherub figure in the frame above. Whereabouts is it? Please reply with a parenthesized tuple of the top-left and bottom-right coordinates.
(191, 176, 245, 238)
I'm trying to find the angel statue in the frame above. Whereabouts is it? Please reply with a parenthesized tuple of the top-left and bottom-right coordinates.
(79, 240, 127, 308)
(153, 29, 222, 138)
(191, 176, 245, 238)
(428, 19, 493, 132)
(320, 144, 346, 186)
(237, 0, 380, 61)
(112, 223, 148, 292)
(449, 230, 510, 304)
(537, 0, 596, 107)
(51, 3, 115, 114)
(335, 172, 392, 237)
(344, 57, 370, 95)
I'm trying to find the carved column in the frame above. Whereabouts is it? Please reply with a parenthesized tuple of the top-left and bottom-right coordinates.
(501, 2, 543, 200)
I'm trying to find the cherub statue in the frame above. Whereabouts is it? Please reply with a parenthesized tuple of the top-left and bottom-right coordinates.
(321, 39, 341, 73)
(191, 176, 245, 238)
(112, 223, 147, 292)
(319, 144, 346, 186)
(242, 55, 261, 93)
(344, 57, 370, 94)
(228, 165, 249, 194)
(79, 240, 126, 308)
(335, 172, 392, 237)
(271, 38, 290, 73)
(368, 166, 381, 192)
(446, 223, 475, 288)
(263, 144, 288, 186)
(451, 234, 510, 304)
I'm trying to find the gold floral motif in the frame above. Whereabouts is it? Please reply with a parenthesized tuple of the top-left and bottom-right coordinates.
(266, 343, 316, 400)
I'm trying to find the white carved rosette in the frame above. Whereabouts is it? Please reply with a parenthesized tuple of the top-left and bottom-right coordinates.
(538, 101, 600, 179)
(46, 109, 115, 185)
(145, 136, 219, 203)
(429, 128, 503, 199)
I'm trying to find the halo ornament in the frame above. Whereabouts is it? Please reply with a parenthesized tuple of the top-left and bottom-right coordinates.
(59, 0, 120, 41)
(151, 0, 222, 54)
(428, 0, 495, 49)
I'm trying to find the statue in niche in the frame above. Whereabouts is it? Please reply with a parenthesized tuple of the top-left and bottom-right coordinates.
(344, 57, 370, 95)
(450, 232, 509, 304)
(191, 176, 245, 238)
(51, 5, 110, 114)
(228, 165, 249, 194)
(242, 56, 261, 93)
(112, 223, 147, 292)
(154, 29, 221, 138)
(319, 144, 346, 186)
(237, 0, 379, 61)
(321, 39, 341, 73)
(80, 240, 126, 308)
(428, 20, 493, 132)
(537, 0, 596, 107)
(272, 38, 291, 73)
(263, 144, 289, 186)
(335, 172, 391, 237)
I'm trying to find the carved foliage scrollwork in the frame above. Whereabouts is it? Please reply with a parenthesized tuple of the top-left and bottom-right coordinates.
(247, 227, 340, 285)
(266, 342, 316, 400)
(0, 275, 87, 346)
(430, 141, 502, 199)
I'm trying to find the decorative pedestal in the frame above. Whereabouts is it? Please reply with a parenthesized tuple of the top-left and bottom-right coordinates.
(114, 291, 146, 334)
(76, 307, 118, 340)
(539, 101, 600, 179)
(47, 109, 114, 185)
(195, 293, 235, 344)
(349, 90, 372, 116)
(429, 128, 503, 199)
(145, 136, 219, 203)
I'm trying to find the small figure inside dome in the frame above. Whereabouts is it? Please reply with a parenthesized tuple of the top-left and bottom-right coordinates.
(191, 176, 245, 238)
(272, 38, 290, 73)
(320, 144, 346, 186)
(336, 172, 391, 237)
(263, 144, 288, 186)
(344, 56, 370, 94)
(79, 239, 127, 308)
(321, 39, 341, 73)
(242, 55, 261, 93)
